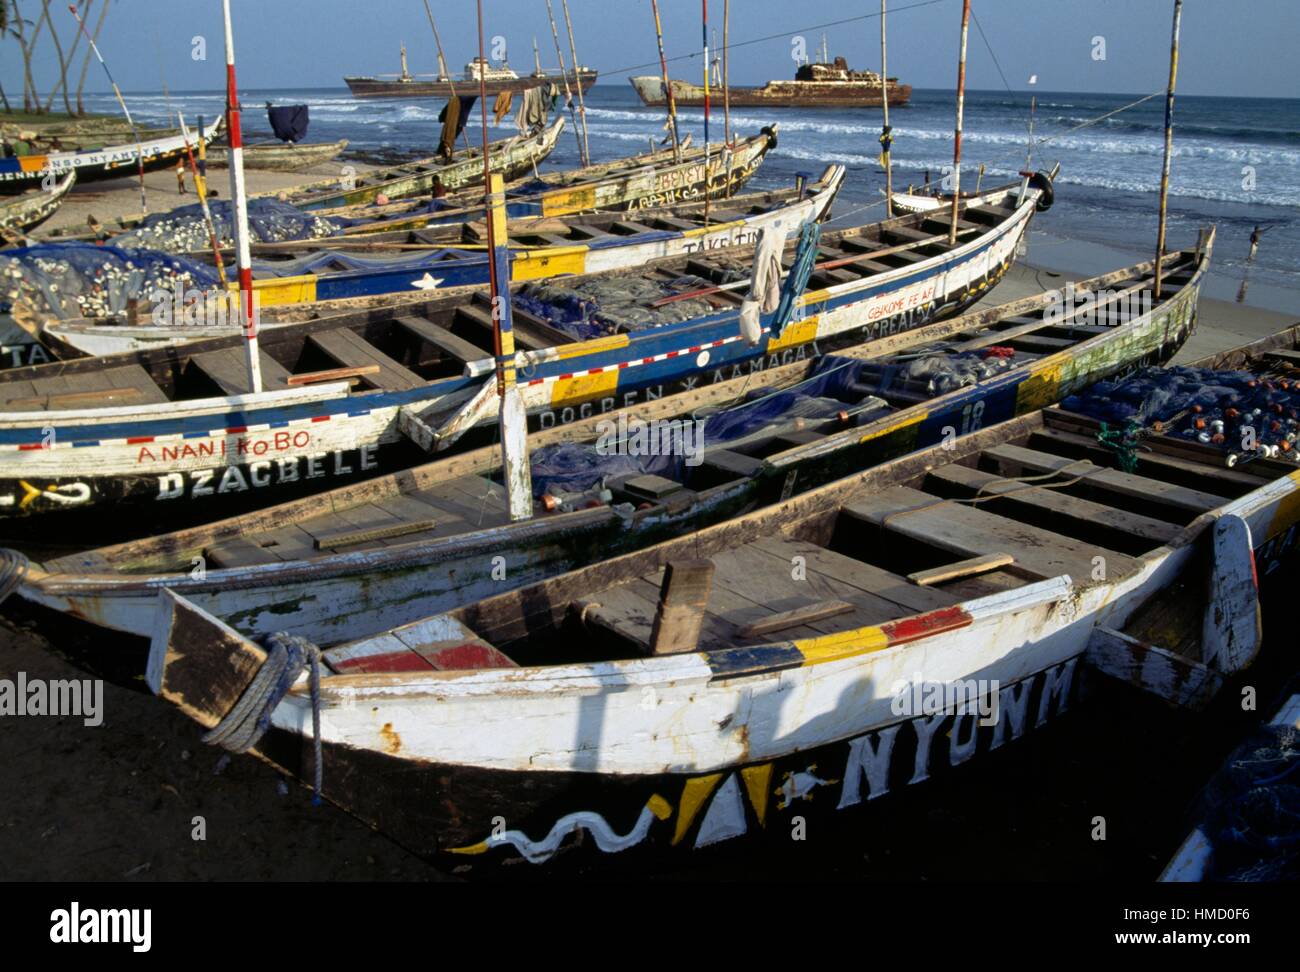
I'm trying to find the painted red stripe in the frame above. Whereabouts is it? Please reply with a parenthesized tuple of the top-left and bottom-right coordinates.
(558, 373, 574, 381)
(688, 345, 702, 353)
(311, 415, 331, 423)
(18, 443, 45, 451)
(330, 651, 436, 675)
(225, 426, 248, 434)
(618, 361, 631, 369)
(126, 436, 154, 445)
(881, 606, 974, 646)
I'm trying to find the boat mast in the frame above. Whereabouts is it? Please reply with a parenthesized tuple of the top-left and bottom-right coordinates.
(545, 0, 589, 166)
(722, 0, 732, 145)
(533, 36, 542, 76)
(702, 0, 711, 224)
(400, 42, 410, 81)
(1154, 0, 1182, 299)
(561, 1, 592, 167)
(67, 3, 148, 215)
(220, 0, 261, 394)
(420, 0, 450, 81)
(476, 0, 532, 522)
(948, 0, 971, 245)
(880, 0, 892, 217)
(650, 0, 682, 162)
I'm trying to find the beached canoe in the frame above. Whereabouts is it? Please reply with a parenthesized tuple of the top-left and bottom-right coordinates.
(141, 388, 1300, 867)
(0, 119, 223, 193)
(0, 176, 1050, 519)
(205, 139, 350, 172)
(1159, 684, 1300, 882)
(890, 166, 1059, 216)
(17, 166, 843, 355)
(0, 172, 76, 237)
(14, 237, 1211, 639)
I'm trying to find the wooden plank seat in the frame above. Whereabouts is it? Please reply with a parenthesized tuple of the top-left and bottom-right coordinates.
(982, 443, 1226, 517)
(394, 315, 487, 365)
(307, 327, 424, 390)
(843, 484, 1141, 583)
(191, 347, 292, 395)
(0, 363, 169, 411)
(924, 461, 1183, 546)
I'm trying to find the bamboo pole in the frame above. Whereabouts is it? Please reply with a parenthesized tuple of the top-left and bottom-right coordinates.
(220, 0, 261, 394)
(1154, 0, 1182, 300)
(880, 0, 892, 217)
(702, 0, 711, 224)
(561, 0, 591, 166)
(476, 0, 531, 522)
(545, 0, 588, 165)
(948, 0, 971, 245)
(722, 0, 732, 145)
(178, 114, 227, 288)
(67, 3, 146, 214)
(650, 0, 682, 162)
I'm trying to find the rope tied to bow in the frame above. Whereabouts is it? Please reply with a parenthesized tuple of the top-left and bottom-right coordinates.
(202, 631, 324, 805)
(0, 548, 30, 606)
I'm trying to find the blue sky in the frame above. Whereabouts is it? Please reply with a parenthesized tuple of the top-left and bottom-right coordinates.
(3, 0, 1298, 98)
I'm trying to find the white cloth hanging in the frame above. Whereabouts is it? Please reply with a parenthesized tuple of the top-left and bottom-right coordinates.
(739, 223, 784, 345)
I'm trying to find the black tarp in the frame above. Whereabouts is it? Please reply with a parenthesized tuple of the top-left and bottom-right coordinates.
(267, 104, 310, 143)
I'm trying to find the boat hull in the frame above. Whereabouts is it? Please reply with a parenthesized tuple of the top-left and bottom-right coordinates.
(344, 70, 596, 99)
(0, 120, 223, 193)
(205, 140, 349, 171)
(0, 172, 77, 235)
(630, 74, 912, 108)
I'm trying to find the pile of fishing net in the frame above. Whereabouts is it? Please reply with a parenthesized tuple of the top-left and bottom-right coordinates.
(0, 242, 221, 320)
(1062, 366, 1300, 462)
(895, 346, 1018, 395)
(1199, 720, 1300, 881)
(112, 198, 342, 253)
(516, 273, 743, 340)
(528, 355, 887, 500)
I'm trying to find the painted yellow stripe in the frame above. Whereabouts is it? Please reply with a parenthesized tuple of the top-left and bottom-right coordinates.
(797, 287, 831, 308)
(550, 369, 619, 406)
(1014, 362, 1063, 413)
(767, 315, 818, 352)
(681, 219, 744, 239)
(1267, 469, 1300, 539)
(859, 410, 926, 444)
(511, 245, 588, 281)
(795, 625, 891, 666)
(237, 275, 317, 306)
(541, 186, 596, 217)
(18, 156, 48, 173)
(672, 774, 723, 846)
(555, 332, 629, 360)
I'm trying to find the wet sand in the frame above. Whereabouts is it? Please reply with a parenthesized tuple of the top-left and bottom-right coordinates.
(2, 173, 1298, 882)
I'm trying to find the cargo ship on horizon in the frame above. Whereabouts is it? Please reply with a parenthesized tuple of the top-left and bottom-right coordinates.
(345, 44, 597, 100)
(631, 54, 910, 109)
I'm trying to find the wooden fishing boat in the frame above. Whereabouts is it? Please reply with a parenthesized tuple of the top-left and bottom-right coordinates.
(205, 139, 350, 172)
(0, 176, 1051, 520)
(14, 238, 1210, 639)
(21, 166, 843, 353)
(0, 173, 76, 238)
(890, 166, 1059, 216)
(1159, 685, 1300, 882)
(263, 119, 566, 211)
(0, 119, 223, 194)
(142, 385, 1300, 867)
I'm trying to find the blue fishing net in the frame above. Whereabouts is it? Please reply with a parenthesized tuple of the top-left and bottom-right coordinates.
(516, 273, 739, 340)
(1062, 366, 1300, 460)
(1202, 722, 1300, 881)
(112, 198, 342, 254)
(528, 354, 882, 499)
(0, 241, 221, 319)
(249, 246, 481, 278)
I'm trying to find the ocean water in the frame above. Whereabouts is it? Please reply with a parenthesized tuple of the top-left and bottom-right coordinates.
(82, 85, 1300, 313)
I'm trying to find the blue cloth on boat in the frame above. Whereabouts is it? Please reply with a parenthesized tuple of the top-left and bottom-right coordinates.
(267, 104, 310, 143)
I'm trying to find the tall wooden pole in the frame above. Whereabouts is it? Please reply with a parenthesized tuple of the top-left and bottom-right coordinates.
(220, 0, 261, 394)
(476, 0, 532, 522)
(650, 0, 682, 162)
(545, 0, 588, 165)
(422, 0, 472, 155)
(702, 0, 711, 224)
(561, 1, 591, 167)
(948, 0, 971, 245)
(722, 0, 732, 145)
(880, 0, 892, 217)
(68, 3, 147, 214)
(1154, 0, 1182, 299)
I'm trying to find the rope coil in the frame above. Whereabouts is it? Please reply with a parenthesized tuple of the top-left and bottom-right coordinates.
(202, 631, 324, 804)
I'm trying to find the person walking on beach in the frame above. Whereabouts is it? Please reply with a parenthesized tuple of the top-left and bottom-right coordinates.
(175, 159, 188, 196)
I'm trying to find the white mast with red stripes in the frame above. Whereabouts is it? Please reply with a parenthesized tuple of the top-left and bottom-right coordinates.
(221, 0, 262, 394)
